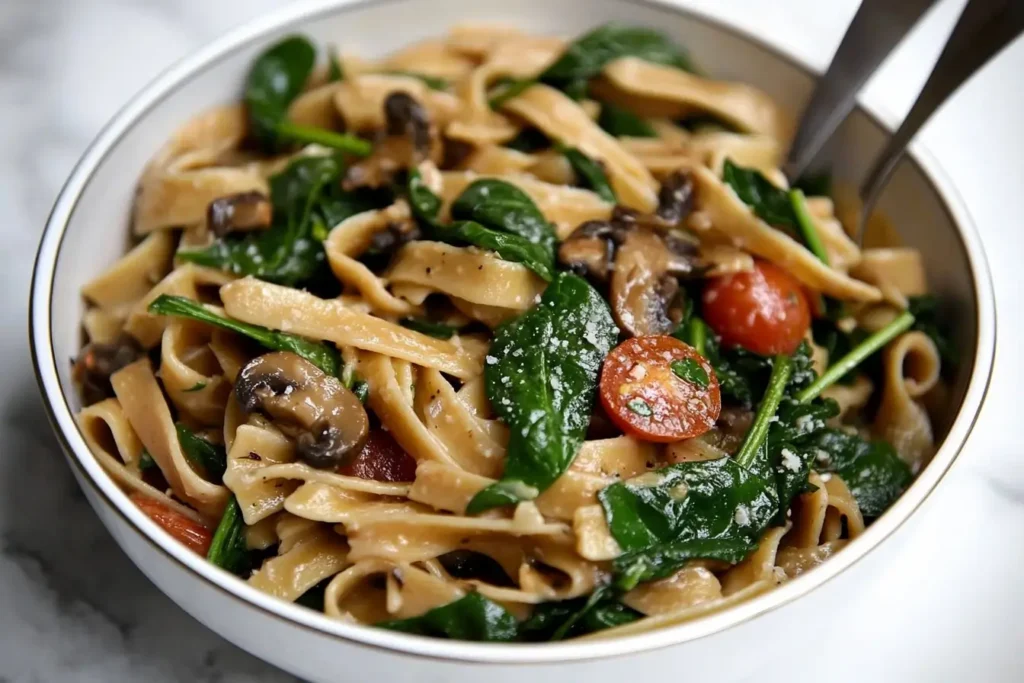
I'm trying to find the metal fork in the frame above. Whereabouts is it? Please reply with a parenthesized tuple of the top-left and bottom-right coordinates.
(784, 0, 1024, 245)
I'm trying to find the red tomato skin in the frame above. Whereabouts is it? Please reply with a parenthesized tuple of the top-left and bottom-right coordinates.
(130, 493, 212, 556)
(340, 429, 418, 482)
(702, 260, 811, 355)
(599, 336, 722, 443)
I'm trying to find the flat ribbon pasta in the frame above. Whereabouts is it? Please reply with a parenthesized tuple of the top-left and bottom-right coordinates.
(874, 331, 940, 468)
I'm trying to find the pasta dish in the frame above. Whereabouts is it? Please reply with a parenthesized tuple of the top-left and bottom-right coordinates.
(72, 24, 953, 642)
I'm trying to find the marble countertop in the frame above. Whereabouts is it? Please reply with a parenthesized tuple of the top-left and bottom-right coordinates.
(2, 0, 1022, 680)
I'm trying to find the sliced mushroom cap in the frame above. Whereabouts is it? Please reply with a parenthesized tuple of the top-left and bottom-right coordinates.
(557, 220, 624, 281)
(72, 336, 144, 406)
(235, 352, 369, 470)
(611, 226, 701, 336)
(207, 191, 273, 237)
(656, 170, 696, 225)
(343, 91, 440, 190)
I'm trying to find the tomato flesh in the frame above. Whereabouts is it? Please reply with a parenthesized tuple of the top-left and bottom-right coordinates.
(130, 493, 212, 556)
(702, 259, 810, 355)
(600, 336, 721, 443)
(340, 429, 417, 482)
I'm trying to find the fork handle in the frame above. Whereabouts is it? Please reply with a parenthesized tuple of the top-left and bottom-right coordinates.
(784, 0, 937, 180)
(857, 0, 1024, 241)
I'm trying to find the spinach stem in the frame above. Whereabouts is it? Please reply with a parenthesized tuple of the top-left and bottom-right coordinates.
(688, 318, 707, 357)
(275, 120, 372, 156)
(797, 311, 915, 403)
(733, 355, 793, 469)
(789, 188, 830, 266)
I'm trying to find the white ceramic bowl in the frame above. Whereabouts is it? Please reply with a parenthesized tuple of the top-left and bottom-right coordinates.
(30, 1, 996, 681)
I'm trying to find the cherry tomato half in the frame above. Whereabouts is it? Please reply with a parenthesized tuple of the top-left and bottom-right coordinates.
(130, 493, 212, 556)
(702, 259, 810, 355)
(340, 429, 418, 482)
(600, 336, 721, 443)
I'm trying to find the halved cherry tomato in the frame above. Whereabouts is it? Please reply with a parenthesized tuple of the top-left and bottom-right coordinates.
(702, 259, 810, 355)
(340, 429, 417, 482)
(130, 493, 212, 555)
(599, 336, 721, 443)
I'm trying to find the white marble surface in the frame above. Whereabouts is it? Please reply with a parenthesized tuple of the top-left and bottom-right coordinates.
(2, 0, 1022, 681)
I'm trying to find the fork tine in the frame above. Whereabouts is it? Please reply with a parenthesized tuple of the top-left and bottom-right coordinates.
(783, 0, 937, 180)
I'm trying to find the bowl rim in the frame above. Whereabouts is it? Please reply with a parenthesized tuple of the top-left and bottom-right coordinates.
(29, 0, 997, 666)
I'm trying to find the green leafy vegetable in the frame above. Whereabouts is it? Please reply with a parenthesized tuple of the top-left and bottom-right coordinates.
(176, 423, 227, 483)
(519, 586, 641, 641)
(326, 46, 344, 82)
(722, 159, 799, 230)
(378, 592, 519, 641)
(183, 382, 206, 393)
(540, 23, 695, 91)
(559, 146, 617, 203)
(598, 103, 657, 138)
(807, 429, 912, 518)
(907, 295, 957, 371)
(295, 579, 331, 611)
(467, 273, 618, 513)
(627, 398, 652, 416)
(503, 127, 551, 153)
(789, 188, 830, 265)
(138, 449, 156, 471)
(488, 77, 536, 109)
(245, 35, 369, 155)
(179, 155, 389, 287)
(147, 295, 341, 377)
(677, 113, 737, 133)
(670, 358, 709, 388)
(797, 311, 915, 402)
(793, 171, 832, 198)
(400, 317, 459, 339)
(207, 495, 251, 576)
(408, 171, 557, 281)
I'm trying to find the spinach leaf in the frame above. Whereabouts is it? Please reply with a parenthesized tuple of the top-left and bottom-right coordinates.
(408, 172, 557, 281)
(721, 159, 798, 230)
(147, 295, 341, 377)
(207, 495, 251, 576)
(183, 381, 206, 392)
(451, 179, 557, 252)
(602, 458, 777, 586)
(559, 146, 617, 203)
(670, 358, 709, 388)
(400, 317, 459, 339)
(179, 155, 388, 287)
(245, 35, 370, 155)
(503, 127, 551, 153)
(519, 586, 641, 641)
(540, 23, 695, 91)
(598, 103, 657, 138)
(794, 171, 832, 198)
(326, 46, 344, 82)
(437, 221, 556, 281)
(176, 423, 227, 483)
(138, 449, 157, 471)
(295, 578, 331, 611)
(377, 592, 519, 641)
(811, 319, 872, 386)
(467, 273, 618, 513)
(677, 113, 737, 133)
(807, 428, 912, 518)
(908, 295, 957, 371)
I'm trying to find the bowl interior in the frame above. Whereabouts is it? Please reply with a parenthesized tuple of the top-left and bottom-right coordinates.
(35, 0, 987, 663)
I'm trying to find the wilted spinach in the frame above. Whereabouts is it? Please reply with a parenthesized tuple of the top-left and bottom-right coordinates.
(207, 495, 251, 576)
(407, 171, 557, 281)
(722, 159, 799, 230)
(245, 35, 370, 155)
(598, 103, 657, 138)
(519, 586, 641, 641)
(467, 273, 618, 513)
(400, 317, 460, 339)
(178, 155, 388, 287)
(807, 429, 912, 518)
(907, 295, 957, 372)
(176, 423, 227, 483)
(147, 295, 341, 377)
(378, 592, 519, 641)
(559, 145, 617, 203)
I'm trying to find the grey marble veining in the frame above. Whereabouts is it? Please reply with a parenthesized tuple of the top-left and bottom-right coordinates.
(3, 0, 1023, 681)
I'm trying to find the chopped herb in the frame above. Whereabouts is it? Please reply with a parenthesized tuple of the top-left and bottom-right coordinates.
(626, 398, 652, 416)
(670, 358, 710, 388)
(183, 381, 207, 393)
